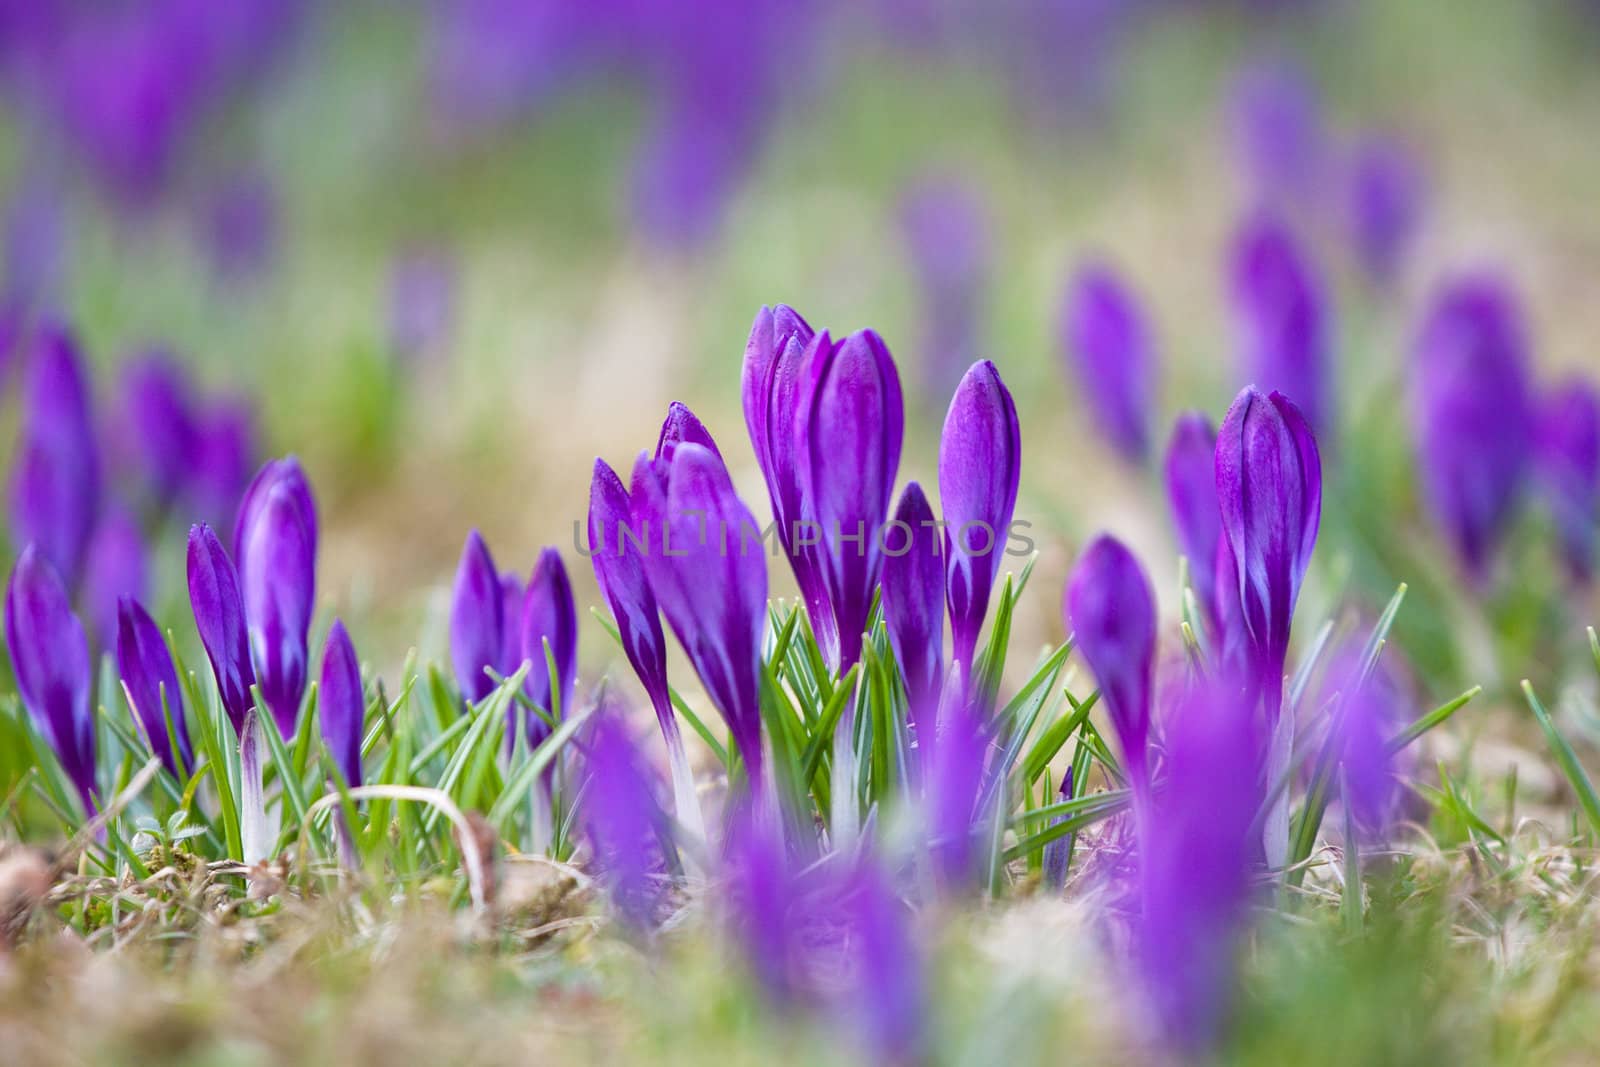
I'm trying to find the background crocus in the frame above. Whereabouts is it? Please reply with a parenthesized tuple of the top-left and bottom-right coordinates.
(632, 442, 768, 783)
(120, 351, 198, 509)
(1215, 386, 1322, 706)
(9, 325, 100, 586)
(1066, 535, 1157, 793)
(237, 461, 318, 738)
(880, 481, 944, 743)
(940, 359, 1021, 681)
(1229, 214, 1330, 437)
(519, 547, 578, 747)
(388, 246, 456, 365)
(796, 328, 905, 672)
(1409, 275, 1533, 584)
(318, 619, 364, 789)
(1346, 134, 1424, 285)
(1062, 262, 1155, 462)
(1533, 378, 1600, 584)
(5, 545, 97, 813)
(449, 528, 506, 703)
(835, 856, 925, 1067)
(580, 703, 670, 930)
(741, 303, 837, 667)
(1228, 56, 1324, 205)
(1164, 412, 1222, 629)
(115, 595, 192, 777)
(188, 398, 257, 534)
(899, 175, 989, 401)
(924, 680, 992, 888)
(1139, 675, 1263, 1054)
(186, 522, 255, 735)
(82, 506, 148, 653)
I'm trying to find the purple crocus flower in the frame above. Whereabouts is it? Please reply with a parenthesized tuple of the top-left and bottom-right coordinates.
(1347, 135, 1424, 285)
(899, 175, 989, 400)
(318, 618, 364, 789)
(836, 856, 924, 1067)
(742, 303, 838, 667)
(518, 546, 578, 746)
(82, 506, 148, 653)
(198, 167, 278, 287)
(1228, 56, 1324, 205)
(9, 325, 100, 586)
(631, 442, 768, 783)
(115, 595, 192, 777)
(1409, 275, 1533, 584)
(236, 461, 317, 739)
(1215, 386, 1322, 709)
(939, 359, 1022, 680)
(1066, 535, 1157, 792)
(1139, 675, 1263, 1053)
(499, 570, 525, 676)
(5, 545, 97, 812)
(795, 329, 905, 671)
(1533, 379, 1600, 584)
(1062, 262, 1155, 462)
(1328, 649, 1403, 840)
(4, 177, 66, 313)
(388, 246, 456, 366)
(723, 805, 803, 1000)
(924, 681, 992, 887)
(656, 399, 723, 463)
(580, 703, 669, 930)
(1229, 214, 1330, 437)
(120, 351, 198, 510)
(186, 523, 255, 735)
(1164, 412, 1222, 628)
(449, 528, 506, 703)
(880, 481, 944, 741)
(187, 397, 257, 535)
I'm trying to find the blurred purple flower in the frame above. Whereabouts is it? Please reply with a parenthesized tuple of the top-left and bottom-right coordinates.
(924, 680, 993, 887)
(900, 176, 989, 399)
(518, 546, 578, 747)
(5, 544, 97, 813)
(940, 359, 1021, 681)
(115, 595, 192, 777)
(388, 247, 456, 365)
(1409, 275, 1533, 584)
(450, 529, 506, 704)
(318, 618, 364, 789)
(743, 303, 838, 667)
(187, 397, 257, 534)
(120, 351, 198, 509)
(631, 441, 768, 784)
(723, 806, 804, 1001)
(1347, 135, 1425, 284)
(1164, 412, 1222, 628)
(1328, 648, 1405, 840)
(1062, 262, 1155, 462)
(1215, 386, 1322, 711)
(499, 570, 525, 676)
(1534, 378, 1600, 584)
(199, 168, 278, 287)
(881, 481, 945, 742)
(4, 177, 66, 312)
(580, 703, 670, 929)
(1066, 535, 1157, 792)
(1139, 675, 1263, 1053)
(1229, 214, 1330, 437)
(9, 325, 100, 587)
(1228, 56, 1324, 204)
(186, 522, 255, 735)
(236, 458, 318, 738)
(82, 506, 147, 653)
(796, 329, 905, 672)
(835, 856, 925, 1067)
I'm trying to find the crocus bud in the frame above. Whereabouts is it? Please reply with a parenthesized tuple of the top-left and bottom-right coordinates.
(233, 456, 317, 569)
(940, 359, 1021, 677)
(656, 400, 723, 463)
(1229, 214, 1330, 437)
(1534, 379, 1600, 584)
(1062, 263, 1154, 462)
(5, 545, 96, 812)
(900, 176, 989, 399)
(121, 352, 197, 508)
(1164, 412, 1221, 628)
(519, 547, 578, 747)
(1409, 276, 1532, 583)
(632, 443, 768, 782)
(924, 679, 991, 887)
(237, 459, 318, 738)
(796, 328, 905, 671)
(9, 326, 100, 586)
(499, 570, 525, 676)
(1067, 535, 1157, 788)
(880, 481, 944, 738)
(1139, 676, 1263, 1053)
(589, 459, 673, 725)
(189, 398, 256, 534)
(741, 304, 838, 666)
(1326, 645, 1405, 840)
(837, 855, 925, 1067)
(1228, 56, 1323, 204)
(115, 595, 192, 777)
(318, 619, 364, 789)
(186, 523, 255, 735)
(449, 529, 505, 703)
(580, 703, 668, 929)
(1347, 135, 1424, 285)
(82, 506, 147, 653)
(1215, 387, 1322, 710)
